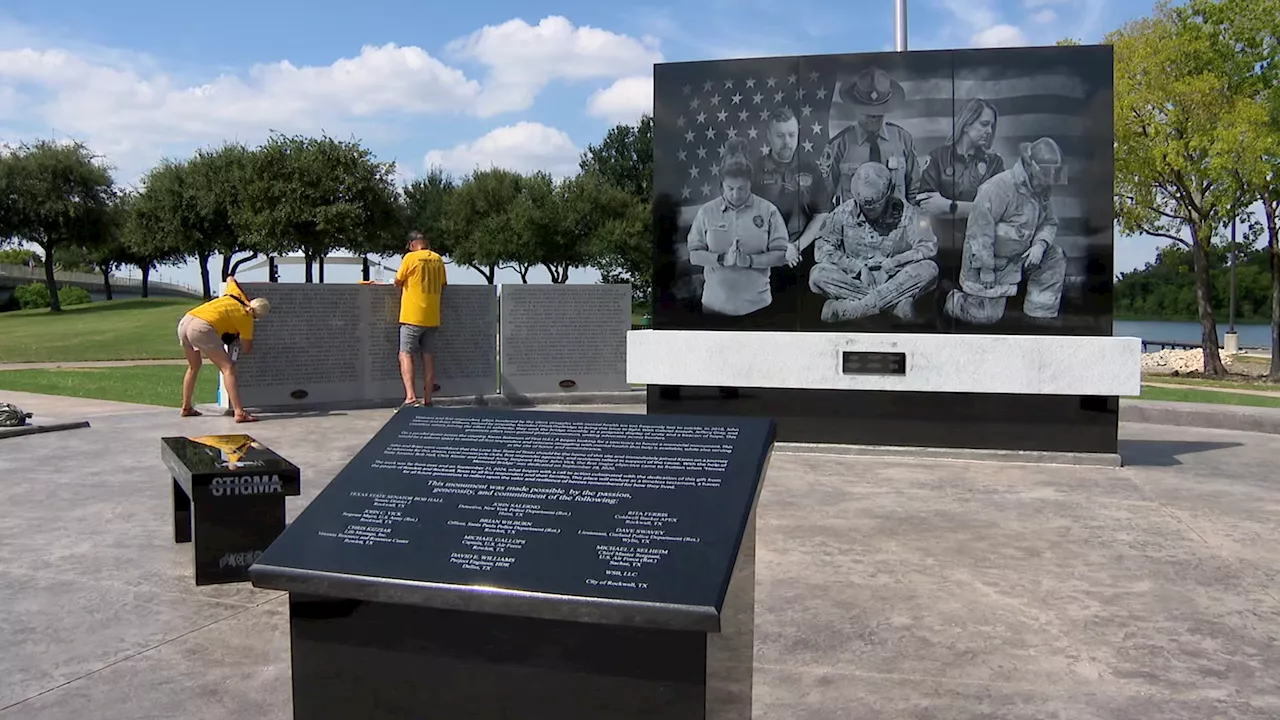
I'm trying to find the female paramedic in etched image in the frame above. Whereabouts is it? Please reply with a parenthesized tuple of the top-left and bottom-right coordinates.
(175, 275, 271, 423)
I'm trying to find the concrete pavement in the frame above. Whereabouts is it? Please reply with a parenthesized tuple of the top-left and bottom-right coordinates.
(1, 400, 1278, 718)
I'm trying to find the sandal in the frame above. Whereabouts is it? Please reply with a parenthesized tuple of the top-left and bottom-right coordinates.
(234, 413, 259, 423)
(180, 408, 202, 417)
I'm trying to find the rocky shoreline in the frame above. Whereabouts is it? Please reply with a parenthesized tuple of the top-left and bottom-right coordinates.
(1141, 348, 1272, 378)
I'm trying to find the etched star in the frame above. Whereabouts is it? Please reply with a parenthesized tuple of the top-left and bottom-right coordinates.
(690, 97, 700, 110)
(759, 144, 770, 155)
(773, 91, 785, 102)
(752, 92, 764, 104)
(696, 111, 707, 124)
(688, 165, 700, 178)
(705, 126, 717, 140)
(701, 183, 712, 196)
(766, 77, 777, 87)
(683, 85, 692, 95)
(724, 79, 734, 88)
(684, 130, 695, 143)
(788, 73, 797, 84)
(711, 164, 721, 175)
(815, 87, 828, 100)
(716, 110, 728, 122)
(737, 110, 750, 121)
(801, 105, 812, 116)
(802, 139, 814, 153)
(718, 144, 727, 156)
(747, 127, 759, 139)
(808, 71, 820, 82)
(797, 88, 807, 99)
(810, 121, 824, 134)
(677, 149, 687, 161)
(745, 77, 756, 87)
(696, 146, 708, 159)
(681, 186, 692, 198)
(710, 94, 721, 106)
(677, 115, 687, 126)
(726, 127, 738, 138)
(731, 92, 743, 104)
(758, 109, 770, 120)
(703, 80, 714, 91)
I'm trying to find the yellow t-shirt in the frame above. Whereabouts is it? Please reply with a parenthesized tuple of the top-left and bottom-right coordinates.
(187, 278, 256, 340)
(396, 249, 447, 327)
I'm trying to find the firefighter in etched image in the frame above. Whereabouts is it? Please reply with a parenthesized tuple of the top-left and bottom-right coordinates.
(686, 136, 790, 317)
(939, 137, 1069, 325)
(818, 66, 921, 207)
(808, 162, 939, 323)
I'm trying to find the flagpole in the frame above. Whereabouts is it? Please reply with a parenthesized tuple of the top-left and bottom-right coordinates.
(895, 0, 908, 51)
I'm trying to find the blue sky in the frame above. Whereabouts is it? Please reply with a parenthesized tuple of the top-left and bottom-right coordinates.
(0, 0, 1176, 289)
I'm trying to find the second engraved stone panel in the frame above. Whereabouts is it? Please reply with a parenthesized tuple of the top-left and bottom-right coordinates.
(226, 283, 497, 409)
(499, 284, 631, 395)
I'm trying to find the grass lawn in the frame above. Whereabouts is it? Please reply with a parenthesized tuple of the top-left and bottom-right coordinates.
(0, 365, 217, 408)
(1146, 375, 1280, 391)
(1139, 384, 1280, 409)
(0, 298, 194, 363)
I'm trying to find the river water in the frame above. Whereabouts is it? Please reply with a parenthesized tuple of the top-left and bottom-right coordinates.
(1116, 320, 1274, 349)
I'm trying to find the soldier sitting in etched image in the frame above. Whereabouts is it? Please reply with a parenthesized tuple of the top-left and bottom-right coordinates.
(938, 137, 1069, 325)
(686, 137, 790, 317)
(818, 66, 921, 207)
(808, 162, 938, 323)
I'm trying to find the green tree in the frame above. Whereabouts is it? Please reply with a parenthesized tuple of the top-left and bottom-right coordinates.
(557, 172, 648, 294)
(401, 167, 458, 256)
(579, 114, 653, 201)
(1184, 0, 1280, 379)
(1056, 38, 1082, 46)
(1108, 2, 1256, 375)
(442, 168, 527, 284)
(119, 188, 186, 298)
(240, 133, 401, 283)
(133, 158, 211, 296)
(187, 142, 262, 281)
(0, 248, 41, 266)
(0, 140, 116, 312)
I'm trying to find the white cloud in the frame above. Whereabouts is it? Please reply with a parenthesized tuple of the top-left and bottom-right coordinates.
(1030, 9, 1058, 24)
(446, 16, 662, 117)
(587, 76, 653, 124)
(971, 24, 1032, 47)
(0, 16, 659, 180)
(423, 122, 581, 179)
(1024, 0, 1071, 6)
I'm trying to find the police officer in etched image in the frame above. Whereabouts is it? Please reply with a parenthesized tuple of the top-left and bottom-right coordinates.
(918, 98, 1006, 221)
(808, 162, 939, 323)
(818, 66, 921, 206)
(755, 107, 834, 269)
(939, 137, 1069, 325)
(686, 137, 790, 317)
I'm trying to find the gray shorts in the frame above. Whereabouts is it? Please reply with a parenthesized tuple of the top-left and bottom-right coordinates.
(399, 324, 438, 355)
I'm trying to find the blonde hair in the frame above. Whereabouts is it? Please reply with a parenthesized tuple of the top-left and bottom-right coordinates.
(249, 297, 271, 317)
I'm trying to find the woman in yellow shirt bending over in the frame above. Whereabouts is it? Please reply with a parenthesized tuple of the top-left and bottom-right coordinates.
(176, 276, 271, 422)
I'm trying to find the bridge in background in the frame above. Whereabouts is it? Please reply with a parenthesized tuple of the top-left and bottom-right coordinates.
(0, 263, 203, 303)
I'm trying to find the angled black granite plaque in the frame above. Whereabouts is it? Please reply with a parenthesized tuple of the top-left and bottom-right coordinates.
(161, 434, 301, 586)
(250, 407, 775, 720)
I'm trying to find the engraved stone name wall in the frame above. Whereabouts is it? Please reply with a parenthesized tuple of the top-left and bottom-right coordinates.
(222, 283, 498, 408)
(499, 283, 631, 395)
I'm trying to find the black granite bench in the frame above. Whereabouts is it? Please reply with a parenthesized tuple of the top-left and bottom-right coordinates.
(161, 434, 301, 586)
(249, 407, 774, 720)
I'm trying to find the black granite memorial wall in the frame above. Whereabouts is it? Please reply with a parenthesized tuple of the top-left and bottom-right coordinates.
(251, 407, 775, 719)
(648, 44, 1119, 454)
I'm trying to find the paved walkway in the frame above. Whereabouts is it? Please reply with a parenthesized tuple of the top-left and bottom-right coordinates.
(1, 400, 1279, 718)
(1144, 380, 1280, 398)
(0, 359, 187, 371)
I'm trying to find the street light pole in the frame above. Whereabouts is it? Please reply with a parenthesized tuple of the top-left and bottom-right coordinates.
(895, 0, 908, 51)
(1229, 217, 1238, 333)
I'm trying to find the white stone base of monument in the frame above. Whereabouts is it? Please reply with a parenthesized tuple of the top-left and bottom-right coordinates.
(1224, 332, 1240, 355)
(626, 330, 1141, 396)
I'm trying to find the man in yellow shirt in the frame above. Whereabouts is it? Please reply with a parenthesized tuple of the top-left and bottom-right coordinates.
(177, 276, 271, 422)
(394, 231, 447, 407)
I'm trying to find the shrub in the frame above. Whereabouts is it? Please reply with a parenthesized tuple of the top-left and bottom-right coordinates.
(58, 286, 92, 307)
(14, 283, 50, 309)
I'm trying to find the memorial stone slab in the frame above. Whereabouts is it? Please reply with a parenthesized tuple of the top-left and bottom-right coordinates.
(251, 407, 775, 720)
(499, 283, 631, 395)
(225, 283, 497, 410)
(161, 434, 301, 585)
